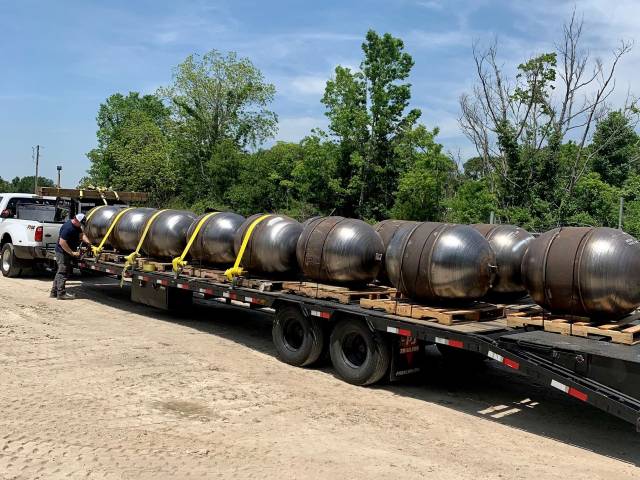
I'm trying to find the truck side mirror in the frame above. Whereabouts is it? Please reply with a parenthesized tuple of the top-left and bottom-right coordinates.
(0, 209, 10, 218)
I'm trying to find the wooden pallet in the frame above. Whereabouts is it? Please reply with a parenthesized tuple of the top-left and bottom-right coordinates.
(282, 282, 396, 304)
(506, 306, 640, 345)
(359, 298, 503, 326)
(182, 266, 282, 292)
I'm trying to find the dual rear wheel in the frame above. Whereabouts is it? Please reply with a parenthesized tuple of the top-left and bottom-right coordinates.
(272, 306, 390, 386)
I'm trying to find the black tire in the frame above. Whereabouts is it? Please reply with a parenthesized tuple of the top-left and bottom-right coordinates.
(330, 318, 390, 386)
(1, 243, 23, 278)
(272, 306, 325, 367)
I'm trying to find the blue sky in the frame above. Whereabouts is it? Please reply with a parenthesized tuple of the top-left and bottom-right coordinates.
(1, 0, 638, 187)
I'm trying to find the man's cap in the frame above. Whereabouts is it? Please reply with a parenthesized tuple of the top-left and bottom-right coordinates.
(75, 213, 86, 224)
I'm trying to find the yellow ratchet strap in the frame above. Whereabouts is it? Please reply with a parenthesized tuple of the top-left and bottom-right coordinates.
(85, 204, 106, 222)
(91, 207, 134, 257)
(172, 212, 219, 274)
(119, 209, 167, 285)
(224, 214, 271, 281)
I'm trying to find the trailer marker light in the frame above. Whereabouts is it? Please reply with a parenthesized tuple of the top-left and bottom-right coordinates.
(387, 326, 412, 336)
(199, 288, 215, 296)
(551, 379, 588, 402)
(177, 283, 189, 290)
(223, 292, 237, 300)
(311, 310, 331, 319)
(488, 351, 520, 370)
(156, 279, 168, 286)
(435, 337, 464, 349)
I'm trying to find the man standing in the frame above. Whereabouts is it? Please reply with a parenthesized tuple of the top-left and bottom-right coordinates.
(50, 213, 89, 300)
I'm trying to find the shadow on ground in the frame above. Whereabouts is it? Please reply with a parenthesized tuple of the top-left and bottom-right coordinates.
(21, 274, 640, 466)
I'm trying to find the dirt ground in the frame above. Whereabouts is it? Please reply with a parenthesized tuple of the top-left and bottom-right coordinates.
(0, 273, 639, 480)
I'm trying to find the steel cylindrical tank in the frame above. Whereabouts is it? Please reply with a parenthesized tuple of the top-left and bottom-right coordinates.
(233, 214, 303, 274)
(374, 220, 419, 284)
(111, 207, 158, 252)
(188, 212, 245, 265)
(386, 222, 496, 301)
(84, 206, 124, 245)
(142, 210, 197, 258)
(521, 227, 640, 319)
(296, 216, 384, 284)
(472, 224, 533, 295)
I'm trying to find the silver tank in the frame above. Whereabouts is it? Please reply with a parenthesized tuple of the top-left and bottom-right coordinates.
(187, 211, 245, 265)
(84, 206, 124, 246)
(111, 207, 158, 252)
(386, 222, 496, 302)
(472, 224, 533, 295)
(296, 216, 384, 284)
(522, 227, 640, 319)
(374, 219, 419, 284)
(233, 214, 303, 274)
(142, 210, 197, 258)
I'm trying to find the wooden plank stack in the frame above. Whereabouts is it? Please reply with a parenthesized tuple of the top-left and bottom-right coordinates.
(359, 297, 503, 326)
(506, 304, 640, 345)
(283, 282, 396, 304)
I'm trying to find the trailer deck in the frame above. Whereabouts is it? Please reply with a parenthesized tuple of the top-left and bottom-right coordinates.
(76, 255, 640, 431)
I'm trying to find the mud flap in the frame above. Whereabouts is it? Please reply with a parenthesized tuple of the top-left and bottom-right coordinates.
(389, 336, 423, 381)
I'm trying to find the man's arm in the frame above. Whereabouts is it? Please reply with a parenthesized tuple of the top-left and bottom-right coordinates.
(59, 238, 80, 257)
(82, 233, 90, 244)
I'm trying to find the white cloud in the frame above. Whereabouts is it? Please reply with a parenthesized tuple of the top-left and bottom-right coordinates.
(290, 76, 327, 95)
(276, 116, 327, 142)
(416, 0, 443, 10)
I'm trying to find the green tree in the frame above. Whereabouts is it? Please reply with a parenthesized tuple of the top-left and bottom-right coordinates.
(104, 110, 179, 206)
(565, 172, 620, 227)
(591, 111, 639, 187)
(0, 177, 11, 192)
(86, 92, 171, 188)
(8, 176, 55, 193)
(446, 179, 497, 224)
(159, 50, 277, 204)
(322, 30, 421, 220)
(391, 126, 457, 221)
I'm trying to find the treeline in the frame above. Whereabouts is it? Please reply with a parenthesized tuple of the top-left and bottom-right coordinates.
(0, 176, 55, 194)
(83, 18, 640, 236)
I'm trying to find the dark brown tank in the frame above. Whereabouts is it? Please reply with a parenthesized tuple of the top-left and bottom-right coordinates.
(521, 227, 640, 319)
(374, 220, 419, 284)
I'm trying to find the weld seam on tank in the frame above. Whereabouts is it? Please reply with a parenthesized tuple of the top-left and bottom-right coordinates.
(425, 224, 447, 300)
(319, 217, 348, 280)
(574, 227, 597, 316)
(396, 222, 422, 297)
(540, 227, 561, 310)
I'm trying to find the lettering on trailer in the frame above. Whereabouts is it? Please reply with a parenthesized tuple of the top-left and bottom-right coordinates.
(311, 310, 331, 319)
(488, 350, 520, 370)
(435, 337, 464, 349)
(387, 326, 412, 336)
(550, 379, 589, 402)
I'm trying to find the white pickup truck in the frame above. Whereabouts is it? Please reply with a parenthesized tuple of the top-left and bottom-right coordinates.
(0, 193, 66, 277)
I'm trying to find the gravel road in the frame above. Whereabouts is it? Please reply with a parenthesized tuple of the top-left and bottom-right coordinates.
(0, 274, 639, 479)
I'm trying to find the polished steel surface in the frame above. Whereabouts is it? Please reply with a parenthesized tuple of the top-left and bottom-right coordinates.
(111, 208, 158, 252)
(234, 214, 303, 274)
(374, 219, 419, 284)
(297, 216, 385, 284)
(84, 206, 124, 245)
(472, 224, 533, 294)
(386, 222, 495, 301)
(188, 212, 245, 265)
(522, 227, 640, 319)
(142, 210, 197, 258)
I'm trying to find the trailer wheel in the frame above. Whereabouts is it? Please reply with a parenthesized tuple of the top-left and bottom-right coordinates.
(330, 318, 390, 386)
(272, 306, 325, 367)
(1, 243, 22, 278)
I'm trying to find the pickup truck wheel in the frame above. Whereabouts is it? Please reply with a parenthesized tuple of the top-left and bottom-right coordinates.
(1, 243, 23, 278)
(330, 318, 390, 386)
(272, 306, 325, 367)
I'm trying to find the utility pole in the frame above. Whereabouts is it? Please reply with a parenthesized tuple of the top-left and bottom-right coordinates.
(33, 145, 40, 194)
(618, 196, 624, 230)
(56, 165, 62, 188)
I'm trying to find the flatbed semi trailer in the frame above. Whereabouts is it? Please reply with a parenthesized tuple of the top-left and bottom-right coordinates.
(76, 255, 640, 431)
